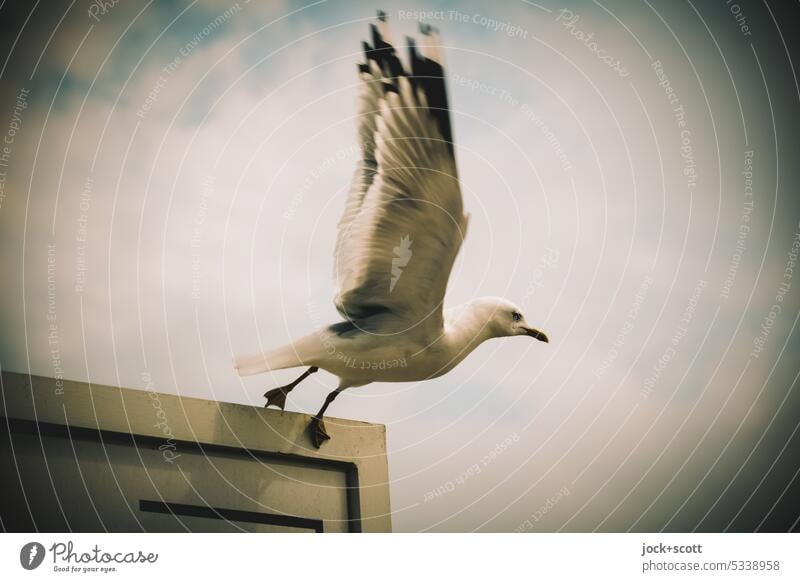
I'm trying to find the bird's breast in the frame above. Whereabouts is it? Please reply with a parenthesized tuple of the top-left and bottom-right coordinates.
(317, 334, 457, 383)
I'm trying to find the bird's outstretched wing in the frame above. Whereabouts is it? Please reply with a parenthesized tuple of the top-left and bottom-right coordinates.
(334, 15, 468, 334)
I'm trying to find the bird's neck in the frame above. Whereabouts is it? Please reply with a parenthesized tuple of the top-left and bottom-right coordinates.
(442, 300, 497, 356)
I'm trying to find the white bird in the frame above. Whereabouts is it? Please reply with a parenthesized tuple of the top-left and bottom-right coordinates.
(234, 13, 549, 447)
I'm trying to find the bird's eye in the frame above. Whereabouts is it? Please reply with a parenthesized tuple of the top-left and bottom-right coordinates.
(512, 311, 522, 322)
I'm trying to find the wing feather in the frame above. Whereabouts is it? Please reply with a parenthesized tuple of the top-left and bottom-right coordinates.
(333, 16, 468, 334)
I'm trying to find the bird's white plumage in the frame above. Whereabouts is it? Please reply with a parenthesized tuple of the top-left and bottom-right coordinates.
(233, 15, 548, 419)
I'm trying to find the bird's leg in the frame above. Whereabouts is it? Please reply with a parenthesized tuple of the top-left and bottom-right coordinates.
(309, 387, 344, 448)
(264, 366, 318, 410)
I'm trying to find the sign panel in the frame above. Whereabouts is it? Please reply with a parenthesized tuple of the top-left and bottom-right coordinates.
(0, 372, 391, 533)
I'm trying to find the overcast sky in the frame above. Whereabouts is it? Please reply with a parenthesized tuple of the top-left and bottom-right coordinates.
(1, 0, 799, 532)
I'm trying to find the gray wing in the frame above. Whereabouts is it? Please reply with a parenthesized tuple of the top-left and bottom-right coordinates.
(333, 17, 469, 333)
(333, 60, 381, 273)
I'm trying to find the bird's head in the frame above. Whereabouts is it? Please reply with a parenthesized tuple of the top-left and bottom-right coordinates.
(469, 297, 549, 343)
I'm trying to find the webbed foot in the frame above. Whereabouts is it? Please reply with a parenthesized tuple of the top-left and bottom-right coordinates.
(309, 416, 331, 448)
(263, 366, 319, 409)
(264, 387, 288, 409)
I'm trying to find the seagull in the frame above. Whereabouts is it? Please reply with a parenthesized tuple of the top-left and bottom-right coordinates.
(234, 12, 549, 448)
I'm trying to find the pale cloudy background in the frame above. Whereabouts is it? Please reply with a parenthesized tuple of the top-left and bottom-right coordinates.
(1, 0, 799, 531)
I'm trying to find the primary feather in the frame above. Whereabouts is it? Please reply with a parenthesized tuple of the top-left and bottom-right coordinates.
(333, 22, 469, 334)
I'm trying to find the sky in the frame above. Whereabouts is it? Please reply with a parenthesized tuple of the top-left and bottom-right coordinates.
(1, 0, 799, 532)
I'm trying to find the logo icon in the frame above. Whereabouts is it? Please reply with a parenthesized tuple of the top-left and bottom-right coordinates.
(390, 234, 413, 292)
(20, 542, 46, 570)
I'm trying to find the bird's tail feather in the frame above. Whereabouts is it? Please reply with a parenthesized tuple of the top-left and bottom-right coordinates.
(233, 344, 305, 376)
